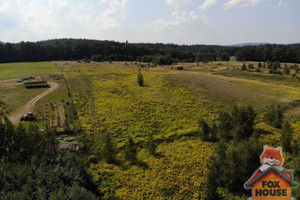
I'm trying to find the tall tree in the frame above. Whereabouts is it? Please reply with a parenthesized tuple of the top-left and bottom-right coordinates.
(137, 71, 144, 86)
(281, 121, 293, 153)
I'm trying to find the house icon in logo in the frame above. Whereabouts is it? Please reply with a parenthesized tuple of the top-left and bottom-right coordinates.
(245, 166, 298, 200)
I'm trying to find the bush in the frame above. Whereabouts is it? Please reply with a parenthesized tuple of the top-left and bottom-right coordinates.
(102, 134, 117, 164)
(284, 65, 290, 75)
(258, 62, 262, 68)
(248, 64, 254, 69)
(146, 135, 157, 155)
(256, 68, 261, 72)
(124, 137, 137, 164)
(198, 119, 210, 141)
(242, 63, 246, 70)
(91, 54, 103, 62)
(264, 104, 283, 128)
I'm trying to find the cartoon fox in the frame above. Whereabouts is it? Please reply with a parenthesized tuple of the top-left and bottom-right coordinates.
(244, 145, 284, 189)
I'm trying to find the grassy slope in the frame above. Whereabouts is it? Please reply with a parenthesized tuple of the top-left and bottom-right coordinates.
(0, 62, 57, 79)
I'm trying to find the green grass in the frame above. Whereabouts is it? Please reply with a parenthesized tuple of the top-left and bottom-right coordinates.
(0, 62, 57, 79)
(0, 84, 48, 115)
(163, 73, 300, 110)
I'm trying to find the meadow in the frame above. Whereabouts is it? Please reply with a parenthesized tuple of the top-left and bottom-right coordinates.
(59, 61, 300, 199)
(1, 60, 299, 199)
(0, 61, 57, 79)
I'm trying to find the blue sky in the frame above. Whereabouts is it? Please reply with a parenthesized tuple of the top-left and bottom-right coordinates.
(0, 0, 299, 45)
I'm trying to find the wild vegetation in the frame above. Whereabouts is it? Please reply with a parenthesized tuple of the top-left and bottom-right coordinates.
(0, 60, 299, 199)
(59, 61, 299, 199)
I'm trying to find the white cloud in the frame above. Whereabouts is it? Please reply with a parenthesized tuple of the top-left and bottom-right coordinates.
(166, 0, 191, 10)
(223, 0, 264, 9)
(277, 0, 288, 6)
(151, 11, 209, 30)
(95, 0, 130, 29)
(147, 0, 209, 30)
(198, 0, 218, 11)
(0, 0, 131, 42)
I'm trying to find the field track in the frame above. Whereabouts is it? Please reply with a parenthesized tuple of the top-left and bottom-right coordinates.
(8, 82, 59, 124)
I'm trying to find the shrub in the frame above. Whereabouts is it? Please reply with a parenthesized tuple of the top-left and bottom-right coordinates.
(146, 135, 157, 155)
(242, 63, 246, 70)
(284, 65, 290, 75)
(102, 134, 117, 164)
(248, 63, 254, 69)
(258, 62, 262, 68)
(264, 104, 283, 128)
(124, 137, 137, 164)
(198, 119, 210, 141)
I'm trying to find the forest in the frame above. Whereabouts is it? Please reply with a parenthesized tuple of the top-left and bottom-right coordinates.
(0, 39, 300, 64)
(0, 117, 100, 199)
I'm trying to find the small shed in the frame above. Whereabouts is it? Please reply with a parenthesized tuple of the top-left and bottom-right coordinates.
(23, 81, 48, 88)
(245, 166, 298, 200)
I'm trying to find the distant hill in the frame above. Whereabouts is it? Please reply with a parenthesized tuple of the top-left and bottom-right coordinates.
(229, 43, 269, 47)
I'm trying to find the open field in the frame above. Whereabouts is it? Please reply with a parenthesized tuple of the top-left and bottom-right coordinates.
(0, 62, 57, 79)
(1, 60, 299, 199)
(0, 62, 79, 148)
(0, 78, 49, 116)
(55, 61, 300, 199)
(8, 82, 59, 124)
(164, 73, 300, 109)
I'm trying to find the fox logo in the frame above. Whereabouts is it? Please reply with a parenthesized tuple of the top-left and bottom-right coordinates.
(244, 145, 284, 189)
(260, 145, 284, 171)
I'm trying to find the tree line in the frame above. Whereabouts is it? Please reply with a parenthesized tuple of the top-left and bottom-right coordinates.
(0, 39, 299, 64)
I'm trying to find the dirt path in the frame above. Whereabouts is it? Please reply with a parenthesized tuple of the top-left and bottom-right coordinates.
(9, 82, 59, 124)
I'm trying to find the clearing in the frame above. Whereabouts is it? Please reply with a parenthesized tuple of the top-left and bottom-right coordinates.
(164, 73, 300, 109)
(0, 62, 57, 79)
(8, 81, 59, 124)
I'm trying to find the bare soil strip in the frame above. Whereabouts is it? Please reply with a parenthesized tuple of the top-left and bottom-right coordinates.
(8, 82, 59, 124)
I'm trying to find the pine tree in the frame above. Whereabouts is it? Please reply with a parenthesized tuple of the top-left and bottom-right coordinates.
(281, 121, 293, 153)
(137, 71, 144, 86)
(218, 111, 233, 140)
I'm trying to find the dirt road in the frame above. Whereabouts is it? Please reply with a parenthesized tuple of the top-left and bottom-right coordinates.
(8, 82, 59, 124)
